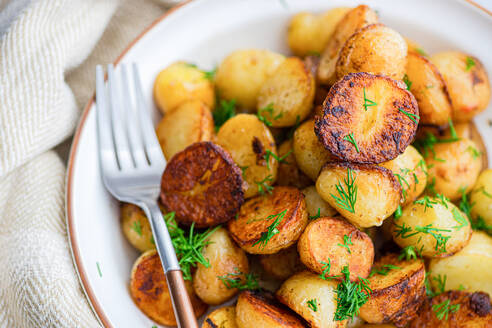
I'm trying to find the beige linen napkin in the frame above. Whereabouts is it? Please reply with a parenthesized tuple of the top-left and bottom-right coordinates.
(0, 0, 168, 326)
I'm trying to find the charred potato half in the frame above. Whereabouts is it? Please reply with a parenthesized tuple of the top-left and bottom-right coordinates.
(302, 186, 338, 218)
(470, 169, 492, 224)
(121, 203, 155, 252)
(315, 73, 419, 164)
(276, 139, 312, 189)
(260, 245, 305, 280)
(202, 306, 238, 328)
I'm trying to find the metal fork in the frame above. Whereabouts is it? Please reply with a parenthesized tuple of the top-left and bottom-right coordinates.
(95, 64, 198, 328)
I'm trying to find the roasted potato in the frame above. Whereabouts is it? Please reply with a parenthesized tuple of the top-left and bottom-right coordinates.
(160, 141, 244, 227)
(156, 100, 214, 160)
(216, 114, 278, 198)
(316, 162, 401, 228)
(193, 227, 249, 305)
(409, 291, 492, 327)
(236, 291, 306, 328)
(276, 270, 346, 328)
(215, 50, 285, 110)
(404, 52, 452, 126)
(336, 24, 407, 81)
(293, 119, 336, 181)
(315, 73, 418, 164)
(318, 5, 378, 85)
(470, 169, 492, 224)
(257, 57, 315, 127)
(202, 306, 238, 328)
(391, 196, 472, 258)
(153, 61, 215, 114)
(260, 245, 305, 280)
(228, 186, 308, 254)
(380, 146, 427, 206)
(431, 51, 491, 122)
(429, 231, 492, 296)
(287, 8, 350, 57)
(276, 139, 312, 189)
(121, 203, 155, 252)
(130, 250, 207, 326)
(359, 254, 426, 326)
(302, 186, 338, 218)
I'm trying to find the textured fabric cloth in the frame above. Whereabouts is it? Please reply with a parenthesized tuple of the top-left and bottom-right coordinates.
(0, 0, 168, 326)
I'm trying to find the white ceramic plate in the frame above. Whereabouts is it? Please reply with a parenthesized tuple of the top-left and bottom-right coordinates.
(66, 0, 492, 327)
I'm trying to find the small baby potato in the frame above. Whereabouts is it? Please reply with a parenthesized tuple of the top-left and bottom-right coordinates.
(391, 196, 472, 258)
(153, 61, 215, 114)
(431, 51, 491, 122)
(156, 100, 214, 160)
(318, 5, 378, 85)
(316, 162, 401, 228)
(276, 270, 346, 328)
(202, 306, 238, 328)
(193, 227, 249, 305)
(160, 142, 244, 227)
(260, 245, 305, 280)
(429, 231, 492, 296)
(257, 57, 315, 127)
(404, 52, 452, 126)
(409, 291, 492, 328)
(302, 186, 338, 218)
(359, 254, 426, 327)
(215, 49, 285, 110)
(236, 291, 305, 328)
(380, 146, 427, 206)
(470, 169, 492, 224)
(228, 186, 308, 255)
(424, 138, 482, 201)
(121, 203, 154, 252)
(293, 120, 336, 181)
(335, 24, 407, 81)
(130, 250, 207, 326)
(287, 8, 350, 57)
(276, 139, 312, 189)
(216, 114, 278, 198)
(298, 217, 374, 281)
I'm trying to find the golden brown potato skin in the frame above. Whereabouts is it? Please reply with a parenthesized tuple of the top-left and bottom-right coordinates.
(236, 291, 306, 328)
(470, 169, 492, 224)
(302, 186, 338, 218)
(260, 245, 305, 280)
(276, 139, 312, 189)
(121, 203, 155, 252)
(201, 306, 238, 328)
(228, 186, 308, 254)
(298, 217, 374, 281)
(130, 250, 207, 326)
(359, 254, 426, 327)
(160, 141, 244, 227)
(315, 73, 419, 164)
(409, 291, 492, 328)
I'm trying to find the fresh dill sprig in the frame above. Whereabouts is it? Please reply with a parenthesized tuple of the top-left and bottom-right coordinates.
(451, 207, 469, 231)
(394, 222, 419, 239)
(465, 57, 475, 71)
(403, 74, 412, 90)
(213, 99, 236, 131)
(399, 108, 420, 124)
(398, 245, 419, 261)
(309, 208, 321, 220)
(203, 67, 217, 80)
(131, 221, 142, 236)
(238, 165, 249, 179)
(394, 205, 403, 219)
(432, 299, 460, 320)
(257, 103, 282, 127)
(338, 234, 353, 254)
(471, 216, 492, 235)
(362, 87, 377, 111)
(218, 269, 260, 291)
(416, 48, 427, 56)
(252, 210, 287, 249)
(319, 259, 336, 280)
(466, 146, 482, 159)
(255, 175, 274, 195)
(448, 118, 458, 140)
(395, 172, 411, 202)
(343, 133, 360, 152)
(334, 266, 372, 321)
(264, 149, 291, 170)
(413, 119, 459, 160)
(330, 168, 358, 213)
(369, 264, 400, 277)
(307, 299, 318, 312)
(474, 186, 492, 198)
(415, 224, 451, 254)
(414, 196, 438, 212)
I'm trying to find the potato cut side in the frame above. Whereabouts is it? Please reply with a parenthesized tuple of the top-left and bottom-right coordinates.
(298, 217, 374, 281)
(121, 203, 155, 253)
(316, 162, 401, 228)
(228, 186, 308, 254)
(130, 250, 207, 326)
(359, 254, 426, 327)
(302, 186, 338, 218)
(160, 141, 244, 227)
(202, 306, 238, 328)
(236, 291, 306, 328)
(315, 73, 419, 164)
(276, 139, 312, 189)
(260, 245, 305, 281)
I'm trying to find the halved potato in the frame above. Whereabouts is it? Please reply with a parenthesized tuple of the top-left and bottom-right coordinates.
(276, 270, 346, 328)
(409, 291, 492, 327)
(228, 186, 308, 254)
(215, 49, 285, 110)
(302, 186, 338, 218)
(130, 250, 207, 326)
(470, 169, 492, 224)
(431, 51, 491, 122)
(315, 73, 419, 164)
(404, 52, 452, 126)
(316, 162, 401, 228)
(318, 5, 378, 85)
(160, 141, 244, 227)
(257, 57, 315, 127)
(236, 291, 305, 328)
(216, 114, 278, 198)
(153, 61, 215, 114)
(121, 203, 155, 252)
(276, 139, 312, 189)
(335, 24, 407, 81)
(260, 245, 305, 280)
(202, 306, 238, 328)
(359, 254, 425, 327)
(298, 217, 374, 281)
(156, 100, 214, 160)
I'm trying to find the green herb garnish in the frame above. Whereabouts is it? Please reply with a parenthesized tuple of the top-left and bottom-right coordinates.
(403, 74, 412, 90)
(252, 210, 287, 249)
(369, 264, 400, 277)
(264, 149, 291, 170)
(394, 222, 419, 239)
(394, 205, 403, 219)
(466, 146, 482, 159)
(257, 103, 282, 127)
(343, 133, 360, 152)
(398, 245, 418, 261)
(433, 299, 460, 320)
(330, 168, 358, 213)
(363, 87, 377, 111)
(415, 224, 451, 254)
(334, 266, 372, 321)
(213, 99, 236, 131)
(451, 207, 469, 230)
(414, 196, 438, 212)
(203, 67, 217, 80)
(307, 299, 318, 312)
(465, 57, 475, 71)
(416, 48, 427, 56)
(399, 108, 419, 124)
(309, 208, 321, 220)
(471, 216, 492, 235)
(238, 165, 249, 178)
(319, 259, 335, 280)
(218, 269, 260, 291)
(338, 234, 353, 254)
(255, 175, 274, 195)
(132, 221, 142, 236)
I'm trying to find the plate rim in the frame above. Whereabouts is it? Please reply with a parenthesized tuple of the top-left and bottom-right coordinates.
(65, 1, 491, 327)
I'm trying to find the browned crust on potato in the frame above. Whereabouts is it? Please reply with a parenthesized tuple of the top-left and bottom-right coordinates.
(315, 72, 419, 163)
(304, 55, 320, 77)
(160, 141, 244, 227)
(260, 245, 305, 280)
